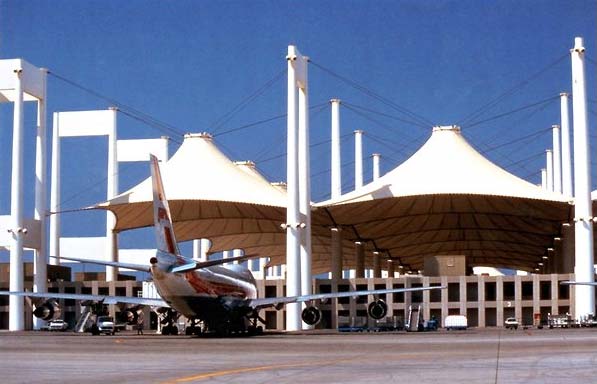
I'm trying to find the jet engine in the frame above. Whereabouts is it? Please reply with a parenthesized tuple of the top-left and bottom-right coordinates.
(301, 306, 322, 326)
(33, 300, 61, 321)
(367, 299, 387, 320)
(117, 305, 143, 325)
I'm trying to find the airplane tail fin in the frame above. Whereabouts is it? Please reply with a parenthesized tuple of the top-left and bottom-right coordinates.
(150, 154, 180, 255)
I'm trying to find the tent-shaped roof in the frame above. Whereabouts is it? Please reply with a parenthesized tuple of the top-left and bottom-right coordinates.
(316, 126, 573, 272)
(96, 133, 351, 273)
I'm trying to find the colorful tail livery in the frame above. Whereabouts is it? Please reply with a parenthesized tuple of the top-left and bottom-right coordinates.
(150, 154, 180, 255)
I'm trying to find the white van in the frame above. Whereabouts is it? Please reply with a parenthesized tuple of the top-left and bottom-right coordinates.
(444, 315, 468, 330)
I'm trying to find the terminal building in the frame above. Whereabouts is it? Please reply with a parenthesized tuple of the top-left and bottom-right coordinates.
(0, 38, 594, 332)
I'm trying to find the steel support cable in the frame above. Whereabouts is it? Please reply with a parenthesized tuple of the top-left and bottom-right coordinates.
(465, 95, 560, 130)
(472, 96, 555, 150)
(259, 132, 351, 164)
(309, 60, 435, 127)
(211, 68, 286, 134)
(341, 103, 426, 146)
(48, 71, 186, 138)
(253, 102, 329, 162)
(458, 53, 568, 126)
(480, 126, 552, 154)
(366, 131, 421, 159)
(117, 110, 183, 145)
(503, 151, 545, 169)
(341, 101, 429, 129)
(213, 102, 328, 138)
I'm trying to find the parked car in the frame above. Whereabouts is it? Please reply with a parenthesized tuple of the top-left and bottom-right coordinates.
(504, 317, 519, 330)
(48, 319, 69, 332)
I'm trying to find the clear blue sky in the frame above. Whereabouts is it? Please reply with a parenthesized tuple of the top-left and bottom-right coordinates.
(0, 0, 595, 256)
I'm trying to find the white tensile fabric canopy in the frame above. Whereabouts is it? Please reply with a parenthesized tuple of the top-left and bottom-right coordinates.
(95, 133, 350, 273)
(315, 126, 573, 272)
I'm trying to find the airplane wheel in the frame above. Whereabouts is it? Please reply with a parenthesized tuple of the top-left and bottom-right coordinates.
(170, 326, 178, 335)
(162, 326, 171, 336)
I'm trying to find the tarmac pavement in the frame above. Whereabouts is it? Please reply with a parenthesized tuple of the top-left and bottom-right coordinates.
(1, 327, 597, 383)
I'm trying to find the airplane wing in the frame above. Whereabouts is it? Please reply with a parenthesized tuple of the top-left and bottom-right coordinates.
(170, 253, 259, 273)
(53, 255, 151, 273)
(560, 281, 597, 286)
(248, 285, 445, 310)
(0, 291, 169, 307)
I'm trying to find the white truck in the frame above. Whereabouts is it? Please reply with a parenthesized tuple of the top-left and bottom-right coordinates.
(444, 315, 468, 330)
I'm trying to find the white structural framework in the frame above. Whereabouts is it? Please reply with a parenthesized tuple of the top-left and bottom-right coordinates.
(50, 109, 169, 280)
(0, 59, 48, 331)
(570, 37, 595, 320)
(286, 45, 311, 331)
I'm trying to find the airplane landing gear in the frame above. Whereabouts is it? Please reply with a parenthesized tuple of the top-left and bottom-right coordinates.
(247, 311, 265, 336)
(185, 319, 202, 336)
(160, 309, 179, 335)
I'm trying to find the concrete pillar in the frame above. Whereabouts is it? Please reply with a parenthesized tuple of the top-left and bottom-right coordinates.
(354, 242, 365, 278)
(106, 108, 118, 282)
(331, 228, 343, 281)
(514, 275, 522, 322)
(33, 68, 48, 330)
(459, 276, 467, 316)
(372, 153, 380, 180)
(330, 99, 341, 198)
(9, 67, 25, 331)
(478, 275, 486, 328)
(441, 276, 448, 324)
(560, 93, 572, 197)
(550, 274, 559, 315)
(496, 276, 504, 326)
(552, 124, 562, 194)
(533, 274, 540, 319)
(354, 130, 363, 189)
(571, 37, 595, 320)
(372, 252, 381, 278)
(387, 260, 395, 278)
(546, 149, 553, 192)
(49, 113, 61, 266)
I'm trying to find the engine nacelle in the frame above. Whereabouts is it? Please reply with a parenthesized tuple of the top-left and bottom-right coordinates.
(301, 306, 322, 326)
(33, 300, 61, 321)
(367, 299, 388, 320)
(117, 305, 143, 325)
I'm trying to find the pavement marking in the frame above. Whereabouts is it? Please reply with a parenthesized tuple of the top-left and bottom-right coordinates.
(162, 358, 353, 383)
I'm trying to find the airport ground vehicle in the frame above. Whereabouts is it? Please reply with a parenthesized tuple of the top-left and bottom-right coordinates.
(48, 319, 69, 331)
(89, 316, 115, 336)
(504, 317, 519, 330)
(444, 315, 468, 330)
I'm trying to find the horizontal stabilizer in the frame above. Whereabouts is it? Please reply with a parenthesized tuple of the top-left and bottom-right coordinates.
(170, 253, 257, 273)
(52, 256, 151, 273)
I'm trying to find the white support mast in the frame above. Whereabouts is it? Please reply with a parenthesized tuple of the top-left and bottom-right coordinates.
(570, 36, 594, 320)
(552, 125, 562, 194)
(560, 92, 573, 197)
(545, 149, 553, 192)
(354, 130, 364, 189)
(372, 153, 381, 181)
(330, 99, 342, 198)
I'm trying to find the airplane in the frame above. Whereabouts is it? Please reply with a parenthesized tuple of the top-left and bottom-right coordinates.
(0, 155, 446, 336)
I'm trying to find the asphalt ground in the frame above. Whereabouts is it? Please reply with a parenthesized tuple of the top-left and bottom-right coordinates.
(1, 327, 597, 383)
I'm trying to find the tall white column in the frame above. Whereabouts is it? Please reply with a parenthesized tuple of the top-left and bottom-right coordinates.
(372, 153, 381, 181)
(546, 149, 553, 192)
(49, 113, 61, 266)
(541, 168, 547, 190)
(106, 108, 118, 281)
(286, 45, 302, 331)
(354, 130, 364, 189)
(33, 68, 48, 330)
(9, 68, 25, 331)
(193, 239, 201, 260)
(298, 57, 312, 325)
(552, 125, 562, 194)
(222, 250, 231, 265)
(571, 36, 594, 320)
(560, 92, 573, 197)
(233, 249, 243, 265)
(331, 99, 342, 198)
